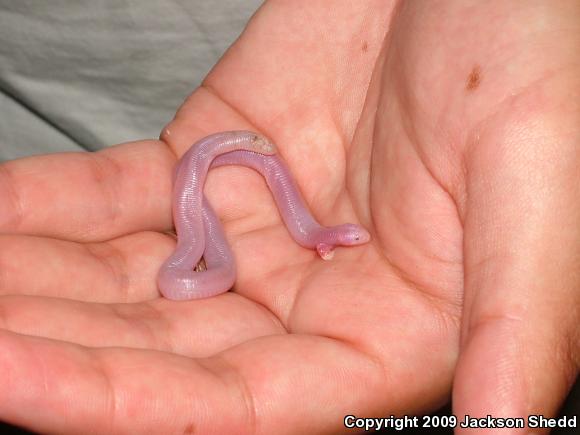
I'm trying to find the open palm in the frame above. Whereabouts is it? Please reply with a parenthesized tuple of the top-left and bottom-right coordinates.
(1, 1, 578, 434)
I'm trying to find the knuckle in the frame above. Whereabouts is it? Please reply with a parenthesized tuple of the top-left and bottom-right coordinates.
(0, 163, 25, 232)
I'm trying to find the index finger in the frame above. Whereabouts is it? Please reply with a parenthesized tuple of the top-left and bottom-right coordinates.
(0, 140, 175, 242)
(0, 330, 388, 434)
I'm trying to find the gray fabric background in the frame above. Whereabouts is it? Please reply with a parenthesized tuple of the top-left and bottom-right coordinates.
(0, 0, 263, 161)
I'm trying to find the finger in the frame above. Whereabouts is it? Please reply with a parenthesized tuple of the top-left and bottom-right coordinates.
(0, 140, 174, 241)
(454, 96, 580, 432)
(0, 216, 312, 308)
(0, 232, 172, 302)
(0, 294, 284, 357)
(0, 330, 387, 435)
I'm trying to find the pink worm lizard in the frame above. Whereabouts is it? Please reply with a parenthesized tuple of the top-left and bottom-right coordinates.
(158, 131, 371, 300)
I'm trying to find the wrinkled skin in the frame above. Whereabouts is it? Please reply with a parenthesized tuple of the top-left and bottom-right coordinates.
(0, 1, 578, 434)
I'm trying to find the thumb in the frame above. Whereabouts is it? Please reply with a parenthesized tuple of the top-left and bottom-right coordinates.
(453, 88, 579, 434)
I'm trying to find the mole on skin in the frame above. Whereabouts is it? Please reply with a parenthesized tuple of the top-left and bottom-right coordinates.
(466, 65, 482, 91)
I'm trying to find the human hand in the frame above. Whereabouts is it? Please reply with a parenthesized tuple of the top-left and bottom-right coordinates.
(0, 1, 578, 434)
